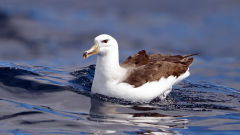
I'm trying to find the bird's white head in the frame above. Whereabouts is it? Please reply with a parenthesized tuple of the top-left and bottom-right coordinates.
(83, 34, 118, 59)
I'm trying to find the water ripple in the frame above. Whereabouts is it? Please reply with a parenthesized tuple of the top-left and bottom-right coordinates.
(0, 62, 239, 134)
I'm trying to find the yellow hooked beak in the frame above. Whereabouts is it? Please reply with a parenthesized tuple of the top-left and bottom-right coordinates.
(83, 43, 99, 59)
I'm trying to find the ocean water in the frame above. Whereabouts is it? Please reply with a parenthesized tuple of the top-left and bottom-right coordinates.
(0, 62, 239, 135)
(0, 0, 240, 134)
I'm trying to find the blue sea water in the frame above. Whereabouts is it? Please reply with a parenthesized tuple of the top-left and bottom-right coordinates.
(0, 0, 240, 134)
(0, 62, 239, 135)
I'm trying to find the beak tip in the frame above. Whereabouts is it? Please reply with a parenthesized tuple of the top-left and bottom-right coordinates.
(83, 52, 88, 59)
(83, 43, 99, 59)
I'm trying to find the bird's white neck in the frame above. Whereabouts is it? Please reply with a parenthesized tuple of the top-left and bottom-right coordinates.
(98, 47, 119, 67)
(94, 46, 125, 83)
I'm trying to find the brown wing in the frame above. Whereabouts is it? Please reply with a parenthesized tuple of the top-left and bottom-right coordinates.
(120, 50, 196, 87)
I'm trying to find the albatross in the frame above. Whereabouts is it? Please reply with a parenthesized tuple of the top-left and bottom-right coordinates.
(83, 34, 196, 102)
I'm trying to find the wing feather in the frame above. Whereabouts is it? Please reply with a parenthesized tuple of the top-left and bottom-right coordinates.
(120, 50, 195, 87)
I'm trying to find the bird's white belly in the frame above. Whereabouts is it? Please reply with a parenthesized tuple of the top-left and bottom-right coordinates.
(91, 70, 190, 102)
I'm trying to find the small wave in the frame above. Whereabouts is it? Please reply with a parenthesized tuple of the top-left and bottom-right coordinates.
(0, 61, 239, 111)
(0, 62, 240, 135)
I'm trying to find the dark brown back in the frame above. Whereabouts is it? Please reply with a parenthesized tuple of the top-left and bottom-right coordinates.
(120, 50, 195, 87)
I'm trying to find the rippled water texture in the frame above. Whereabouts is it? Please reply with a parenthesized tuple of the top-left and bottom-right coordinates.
(0, 62, 239, 135)
(0, 0, 240, 134)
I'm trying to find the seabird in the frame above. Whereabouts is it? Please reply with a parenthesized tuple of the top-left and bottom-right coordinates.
(83, 34, 196, 102)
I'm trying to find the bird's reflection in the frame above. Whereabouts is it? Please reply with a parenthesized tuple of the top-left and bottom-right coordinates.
(89, 97, 188, 134)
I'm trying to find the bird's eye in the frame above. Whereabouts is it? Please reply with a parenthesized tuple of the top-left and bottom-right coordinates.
(101, 39, 108, 43)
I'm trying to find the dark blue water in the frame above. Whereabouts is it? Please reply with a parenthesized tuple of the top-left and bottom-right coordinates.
(0, 0, 240, 134)
(0, 61, 239, 135)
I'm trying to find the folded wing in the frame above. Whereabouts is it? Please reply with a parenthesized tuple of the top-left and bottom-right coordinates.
(120, 50, 195, 87)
